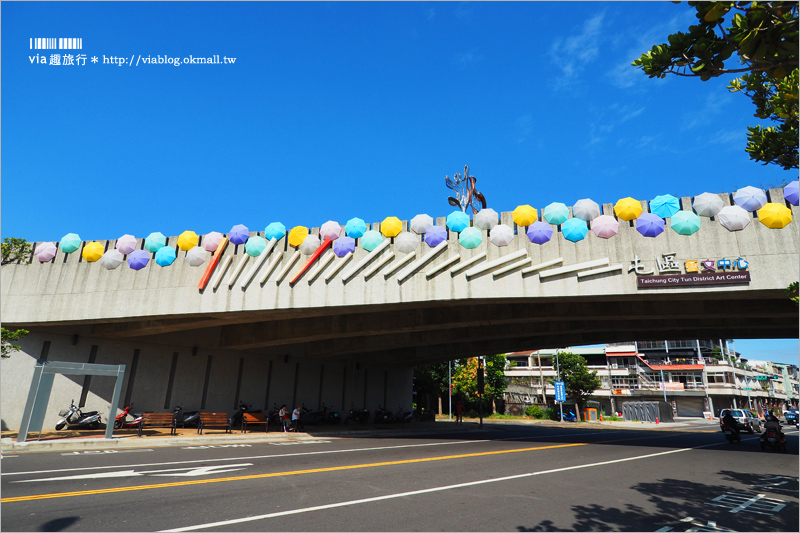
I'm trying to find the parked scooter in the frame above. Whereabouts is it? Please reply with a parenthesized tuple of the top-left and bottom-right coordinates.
(173, 404, 201, 428)
(55, 399, 102, 430)
(760, 428, 787, 452)
(723, 424, 742, 443)
(302, 404, 328, 426)
(345, 404, 370, 424)
(561, 410, 577, 422)
(374, 405, 395, 423)
(230, 401, 260, 430)
(114, 403, 144, 429)
(395, 406, 413, 423)
(325, 404, 341, 425)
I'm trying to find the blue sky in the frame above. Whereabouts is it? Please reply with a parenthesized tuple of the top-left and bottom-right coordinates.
(2, 2, 797, 364)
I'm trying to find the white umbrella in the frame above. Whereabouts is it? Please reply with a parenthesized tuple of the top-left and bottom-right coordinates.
(299, 234, 321, 255)
(185, 246, 207, 267)
(692, 192, 724, 217)
(319, 220, 342, 241)
(394, 231, 419, 253)
(203, 231, 224, 252)
(409, 214, 434, 234)
(718, 205, 751, 231)
(733, 186, 767, 211)
(99, 249, 124, 270)
(572, 199, 600, 222)
(591, 215, 619, 239)
(34, 241, 57, 263)
(115, 234, 138, 255)
(474, 208, 499, 231)
(489, 224, 514, 247)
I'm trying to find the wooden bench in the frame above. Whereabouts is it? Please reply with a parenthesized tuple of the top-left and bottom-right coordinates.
(137, 412, 176, 437)
(197, 412, 231, 434)
(242, 412, 268, 433)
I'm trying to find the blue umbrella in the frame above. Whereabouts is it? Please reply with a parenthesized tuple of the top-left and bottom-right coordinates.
(264, 222, 286, 241)
(361, 230, 384, 252)
(446, 210, 470, 232)
(144, 232, 166, 253)
(636, 212, 665, 237)
(650, 194, 681, 218)
(333, 236, 356, 257)
(784, 180, 799, 206)
(561, 218, 587, 242)
(526, 221, 553, 244)
(345, 217, 367, 239)
(229, 224, 250, 245)
(127, 249, 150, 270)
(424, 226, 447, 247)
(155, 246, 177, 266)
(543, 202, 570, 225)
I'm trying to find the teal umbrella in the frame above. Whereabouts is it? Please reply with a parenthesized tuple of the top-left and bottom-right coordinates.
(543, 202, 570, 225)
(361, 230, 384, 251)
(245, 235, 268, 256)
(155, 245, 176, 266)
(59, 233, 82, 253)
(650, 194, 681, 218)
(670, 211, 701, 235)
(345, 217, 368, 239)
(459, 226, 483, 249)
(561, 218, 588, 242)
(145, 232, 167, 253)
(446, 210, 470, 232)
(264, 222, 286, 241)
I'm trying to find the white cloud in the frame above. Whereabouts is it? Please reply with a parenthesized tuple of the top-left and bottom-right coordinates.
(516, 114, 533, 144)
(549, 12, 605, 89)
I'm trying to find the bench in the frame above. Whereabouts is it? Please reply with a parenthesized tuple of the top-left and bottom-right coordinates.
(137, 412, 177, 437)
(197, 412, 231, 434)
(242, 412, 268, 433)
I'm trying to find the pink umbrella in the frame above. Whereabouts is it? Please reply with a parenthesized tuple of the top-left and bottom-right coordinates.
(319, 221, 342, 241)
(34, 241, 57, 263)
(591, 215, 619, 239)
(203, 231, 224, 252)
(115, 234, 138, 255)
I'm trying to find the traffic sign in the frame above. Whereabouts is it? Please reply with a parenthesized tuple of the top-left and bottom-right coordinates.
(554, 381, 566, 402)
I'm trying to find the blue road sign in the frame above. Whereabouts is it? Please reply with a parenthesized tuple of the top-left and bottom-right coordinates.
(554, 381, 566, 402)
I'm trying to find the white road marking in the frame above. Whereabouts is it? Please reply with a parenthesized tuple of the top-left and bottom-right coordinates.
(14, 464, 253, 483)
(61, 449, 154, 456)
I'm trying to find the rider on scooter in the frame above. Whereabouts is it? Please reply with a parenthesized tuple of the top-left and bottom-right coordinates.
(761, 411, 784, 444)
(721, 410, 740, 437)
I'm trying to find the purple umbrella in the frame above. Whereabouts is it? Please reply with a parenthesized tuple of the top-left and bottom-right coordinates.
(34, 241, 57, 262)
(333, 236, 355, 257)
(115, 234, 138, 255)
(127, 249, 150, 270)
(424, 225, 447, 247)
(228, 224, 250, 245)
(526, 221, 552, 244)
(784, 180, 799, 206)
(636, 212, 665, 237)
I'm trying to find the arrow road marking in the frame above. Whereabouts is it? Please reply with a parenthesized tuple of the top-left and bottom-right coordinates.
(14, 464, 252, 483)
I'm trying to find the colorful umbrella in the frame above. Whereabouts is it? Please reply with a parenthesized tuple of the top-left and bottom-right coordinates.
(60, 233, 82, 253)
(512, 205, 537, 227)
(177, 231, 199, 251)
(543, 202, 570, 225)
(561, 218, 588, 242)
(692, 192, 724, 217)
(783, 180, 799, 206)
(474, 208, 499, 231)
(319, 221, 342, 241)
(670, 211, 701, 235)
(34, 242, 57, 263)
(614, 197, 642, 221)
(410, 214, 434, 234)
(395, 231, 419, 253)
(526, 221, 553, 244)
(758, 203, 792, 229)
(734, 186, 767, 211)
(650, 194, 681, 219)
(459, 226, 483, 249)
(636, 212, 665, 237)
(203, 231, 225, 252)
(144, 232, 166, 253)
(299, 234, 321, 255)
(591, 215, 619, 239)
(718, 205, 751, 231)
(228, 224, 250, 245)
(361, 230, 384, 252)
(489, 224, 514, 247)
(288, 226, 309, 248)
(333, 236, 356, 257)
(99, 249, 124, 270)
(155, 246, 177, 267)
(345, 217, 368, 239)
(572, 199, 600, 222)
(115, 234, 138, 255)
(424, 226, 447, 247)
(127, 249, 150, 270)
(185, 246, 207, 267)
(82, 242, 104, 262)
(245, 235, 268, 256)
(380, 216, 403, 238)
(446, 210, 470, 232)
(264, 222, 287, 241)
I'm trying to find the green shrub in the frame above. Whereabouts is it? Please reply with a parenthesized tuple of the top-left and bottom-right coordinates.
(524, 405, 544, 418)
(544, 407, 558, 420)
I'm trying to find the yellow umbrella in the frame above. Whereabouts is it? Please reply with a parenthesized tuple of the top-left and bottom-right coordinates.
(82, 241, 104, 262)
(758, 202, 792, 228)
(177, 230, 199, 251)
(288, 226, 309, 248)
(512, 205, 538, 227)
(380, 216, 403, 238)
(614, 197, 643, 221)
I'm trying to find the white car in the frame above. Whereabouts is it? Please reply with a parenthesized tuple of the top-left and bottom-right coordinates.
(719, 408, 762, 434)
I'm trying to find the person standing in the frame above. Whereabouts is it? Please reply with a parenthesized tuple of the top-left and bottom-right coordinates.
(456, 399, 464, 424)
(279, 404, 289, 432)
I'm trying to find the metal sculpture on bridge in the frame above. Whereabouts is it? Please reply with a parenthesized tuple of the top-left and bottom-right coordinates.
(445, 165, 487, 214)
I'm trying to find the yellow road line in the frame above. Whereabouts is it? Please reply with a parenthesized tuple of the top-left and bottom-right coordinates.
(2, 442, 586, 503)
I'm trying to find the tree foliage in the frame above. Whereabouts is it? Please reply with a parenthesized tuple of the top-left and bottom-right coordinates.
(1, 238, 33, 265)
(787, 281, 799, 306)
(556, 351, 602, 418)
(451, 355, 508, 401)
(1, 327, 29, 359)
(633, 2, 798, 169)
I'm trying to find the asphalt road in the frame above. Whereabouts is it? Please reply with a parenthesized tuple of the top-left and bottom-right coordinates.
(2, 423, 798, 532)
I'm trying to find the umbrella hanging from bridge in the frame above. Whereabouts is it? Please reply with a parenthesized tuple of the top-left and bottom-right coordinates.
(543, 202, 570, 225)
(185, 246, 207, 267)
(319, 221, 342, 241)
(81, 242, 104, 262)
(591, 215, 619, 239)
(783, 180, 799, 206)
(59, 233, 82, 253)
(733, 186, 767, 211)
(264, 222, 287, 241)
(361, 230, 384, 252)
(571, 199, 600, 222)
(758, 203, 792, 229)
(424, 226, 447, 248)
(692, 192, 724, 217)
(718, 205, 751, 231)
(561, 218, 588, 242)
(446, 210, 470, 232)
(228, 224, 250, 245)
(203, 231, 225, 252)
(474, 208, 499, 230)
(395, 231, 419, 253)
(115, 234, 138, 255)
(512, 205, 537, 227)
(489, 224, 514, 247)
(34, 242, 57, 263)
(99, 249, 124, 270)
(459, 226, 483, 249)
(649, 194, 681, 218)
(345, 217, 368, 239)
(155, 246, 177, 267)
(526, 221, 552, 244)
(127, 249, 150, 270)
(669, 211, 701, 235)
(636, 213, 665, 237)
(144, 232, 166, 253)
(409, 214, 434, 234)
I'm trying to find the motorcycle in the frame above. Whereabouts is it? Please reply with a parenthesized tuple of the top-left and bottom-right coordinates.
(174, 405, 201, 428)
(723, 424, 741, 443)
(325, 404, 341, 425)
(561, 410, 578, 422)
(55, 399, 102, 430)
(413, 406, 435, 422)
(760, 428, 787, 452)
(230, 401, 260, 431)
(395, 406, 413, 423)
(302, 404, 328, 426)
(345, 404, 370, 424)
(114, 403, 145, 429)
(374, 404, 395, 423)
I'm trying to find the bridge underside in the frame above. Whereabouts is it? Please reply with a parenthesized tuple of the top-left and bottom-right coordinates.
(19, 288, 798, 366)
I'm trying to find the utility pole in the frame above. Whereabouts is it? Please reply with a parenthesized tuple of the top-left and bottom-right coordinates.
(478, 356, 485, 427)
(537, 351, 546, 405)
(556, 351, 563, 422)
(448, 360, 452, 420)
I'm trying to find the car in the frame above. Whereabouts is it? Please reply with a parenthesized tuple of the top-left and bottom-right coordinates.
(719, 408, 762, 434)
(784, 409, 798, 425)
